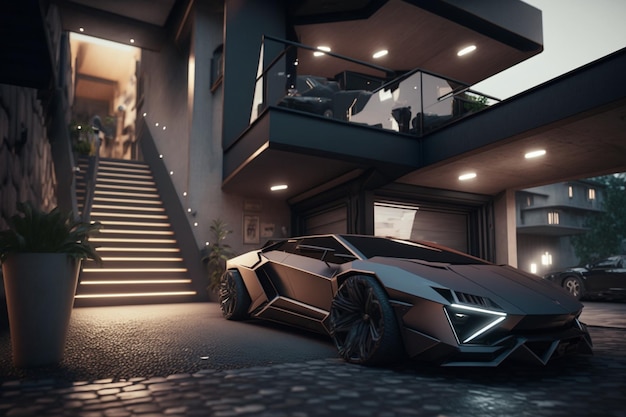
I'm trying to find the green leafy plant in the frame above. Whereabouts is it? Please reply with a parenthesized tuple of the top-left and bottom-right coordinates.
(463, 93, 489, 112)
(203, 219, 235, 292)
(0, 201, 102, 264)
(73, 139, 93, 155)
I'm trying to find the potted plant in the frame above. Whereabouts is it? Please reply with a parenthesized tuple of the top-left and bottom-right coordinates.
(0, 202, 101, 367)
(202, 219, 235, 294)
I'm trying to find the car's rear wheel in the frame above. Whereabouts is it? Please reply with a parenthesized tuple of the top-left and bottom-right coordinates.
(219, 269, 251, 320)
(563, 276, 583, 300)
(329, 275, 403, 365)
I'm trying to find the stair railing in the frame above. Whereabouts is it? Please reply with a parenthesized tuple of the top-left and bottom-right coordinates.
(81, 131, 101, 223)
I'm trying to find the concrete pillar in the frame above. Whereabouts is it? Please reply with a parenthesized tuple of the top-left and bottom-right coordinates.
(494, 189, 517, 267)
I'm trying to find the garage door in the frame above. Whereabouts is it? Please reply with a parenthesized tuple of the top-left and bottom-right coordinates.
(375, 202, 468, 252)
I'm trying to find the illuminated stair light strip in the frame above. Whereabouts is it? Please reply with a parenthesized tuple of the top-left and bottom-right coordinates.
(94, 197, 164, 205)
(91, 204, 165, 212)
(95, 190, 160, 198)
(96, 247, 180, 252)
(99, 229, 174, 236)
(99, 172, 154, 180)
(90, 237, 177, 243)
(75, 291, 197, 299)
(96, 178, 156, 186)
(96, 185, 158, 192)
(80, 279, 192, 285)
(101, 162, 150, 170)
(100, 164, 150, 173)
(101, 169, 152, 175)
(99, 221, 171, 227)
(90, 212, 168, 219)
(82, 267, 188, 273)
(100, 257, 184, 262)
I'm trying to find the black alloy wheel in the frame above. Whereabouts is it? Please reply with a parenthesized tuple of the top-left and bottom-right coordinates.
(563, 276, 583, 300)
(329, 275, 403, 365)
(219, 270, 251, 320)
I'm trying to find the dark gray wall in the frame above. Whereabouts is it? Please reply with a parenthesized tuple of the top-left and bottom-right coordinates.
(222, 0, 286, 149)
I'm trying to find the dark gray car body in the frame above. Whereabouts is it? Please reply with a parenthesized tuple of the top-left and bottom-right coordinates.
(225, 235, 592, 366)
(544, 255, 626, 300)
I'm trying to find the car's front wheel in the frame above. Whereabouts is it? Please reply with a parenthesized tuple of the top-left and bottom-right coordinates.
(563, 275, 583, 300)
(329, 275, 403, 365)
(219, 269, 251, 320)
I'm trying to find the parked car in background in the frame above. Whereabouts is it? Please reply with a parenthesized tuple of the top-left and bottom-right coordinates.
(544, 255, 626, 300)
(219, 234, 592, 367)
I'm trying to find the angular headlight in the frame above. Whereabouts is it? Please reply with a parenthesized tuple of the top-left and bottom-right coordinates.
(444, 304, 507, 344)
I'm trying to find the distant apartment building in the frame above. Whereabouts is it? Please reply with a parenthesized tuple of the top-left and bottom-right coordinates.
(516, 180, 604, 275)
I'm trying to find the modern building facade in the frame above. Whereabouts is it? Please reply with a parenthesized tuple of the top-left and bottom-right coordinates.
(516, 180, 605, 276)
(1, 0, 625, 305)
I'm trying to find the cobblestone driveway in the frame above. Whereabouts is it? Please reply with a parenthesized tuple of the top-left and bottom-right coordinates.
(0, 303, 624, 417)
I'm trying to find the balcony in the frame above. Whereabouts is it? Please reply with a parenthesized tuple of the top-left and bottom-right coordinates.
(222, 37, 498, 199)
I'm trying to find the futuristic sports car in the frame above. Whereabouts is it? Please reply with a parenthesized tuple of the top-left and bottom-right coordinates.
(219, 235, 593, 367)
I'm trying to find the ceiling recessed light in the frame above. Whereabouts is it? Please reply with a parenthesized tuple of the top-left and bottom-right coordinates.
(79, 27, 85, 32)
(525, 149, 546, 159)
(373, 49, 388, 59)
(314, 46, 331, 57)
(459, 172, 477, 181)
(457, 45, 477, 57)
(271, 184, 288, 191)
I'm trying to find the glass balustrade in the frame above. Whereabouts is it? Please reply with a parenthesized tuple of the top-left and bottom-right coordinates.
(250, 37, 499, 136)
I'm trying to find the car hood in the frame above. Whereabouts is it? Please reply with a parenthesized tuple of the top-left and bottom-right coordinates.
(364, 257, 583, 315)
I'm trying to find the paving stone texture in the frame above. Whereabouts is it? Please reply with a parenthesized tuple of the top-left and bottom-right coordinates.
(0, 302, 624, 417)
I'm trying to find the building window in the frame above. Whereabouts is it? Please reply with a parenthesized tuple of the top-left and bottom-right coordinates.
(211, 44, 224, 92)
(588, 188, 596, 200)
(548, 211, 560, 225)
(568, 185, 573, 198)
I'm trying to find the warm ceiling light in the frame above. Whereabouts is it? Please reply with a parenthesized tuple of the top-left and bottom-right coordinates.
(79, 27, 85, 32)
(373, 49, 388, 59)
(130, 38, 135, 44)
(314, 46, 331, 57)
(457, 45, 477, 56)
(459, 172, 477, 181)
(71, 32, 137, 52)
(525, 149, 547, 159)
(271, 184, 288, 191)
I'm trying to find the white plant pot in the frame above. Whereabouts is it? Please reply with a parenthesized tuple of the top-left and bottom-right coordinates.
(2, 253, 80, 367)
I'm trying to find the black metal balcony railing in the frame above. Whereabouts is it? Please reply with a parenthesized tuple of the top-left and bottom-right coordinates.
(250, 36, 499, 136)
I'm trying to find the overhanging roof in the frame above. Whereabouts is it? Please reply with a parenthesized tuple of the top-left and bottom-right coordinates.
(223, 48, 626, 201)
(399, 47, 626, 195)
(222, 108, 421, 200)
(292, 0, 543, 85)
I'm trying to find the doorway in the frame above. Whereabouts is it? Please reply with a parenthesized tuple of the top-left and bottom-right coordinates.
(69, 33, 141, 160)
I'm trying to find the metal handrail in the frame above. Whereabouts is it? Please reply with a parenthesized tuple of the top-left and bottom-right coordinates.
(81, 131, 101, 223)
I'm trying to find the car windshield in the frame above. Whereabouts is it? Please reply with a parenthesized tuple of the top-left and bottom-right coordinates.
(340, 235, 488, 265)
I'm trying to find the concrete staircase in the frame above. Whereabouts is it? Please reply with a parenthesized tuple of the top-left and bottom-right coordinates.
(74, 157, 198, 306)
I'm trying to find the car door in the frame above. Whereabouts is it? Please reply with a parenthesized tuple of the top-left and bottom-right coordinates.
(606, 257, 626, 295)
(273, 236, 354, 311)
(584, 257, 622, 293)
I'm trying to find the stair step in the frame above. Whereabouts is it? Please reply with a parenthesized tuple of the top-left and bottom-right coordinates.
(95, 185, 159, 194)
(94, 190, 161, 200)
(76, 157, 198, 306)
(73, 292, 197, 307)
